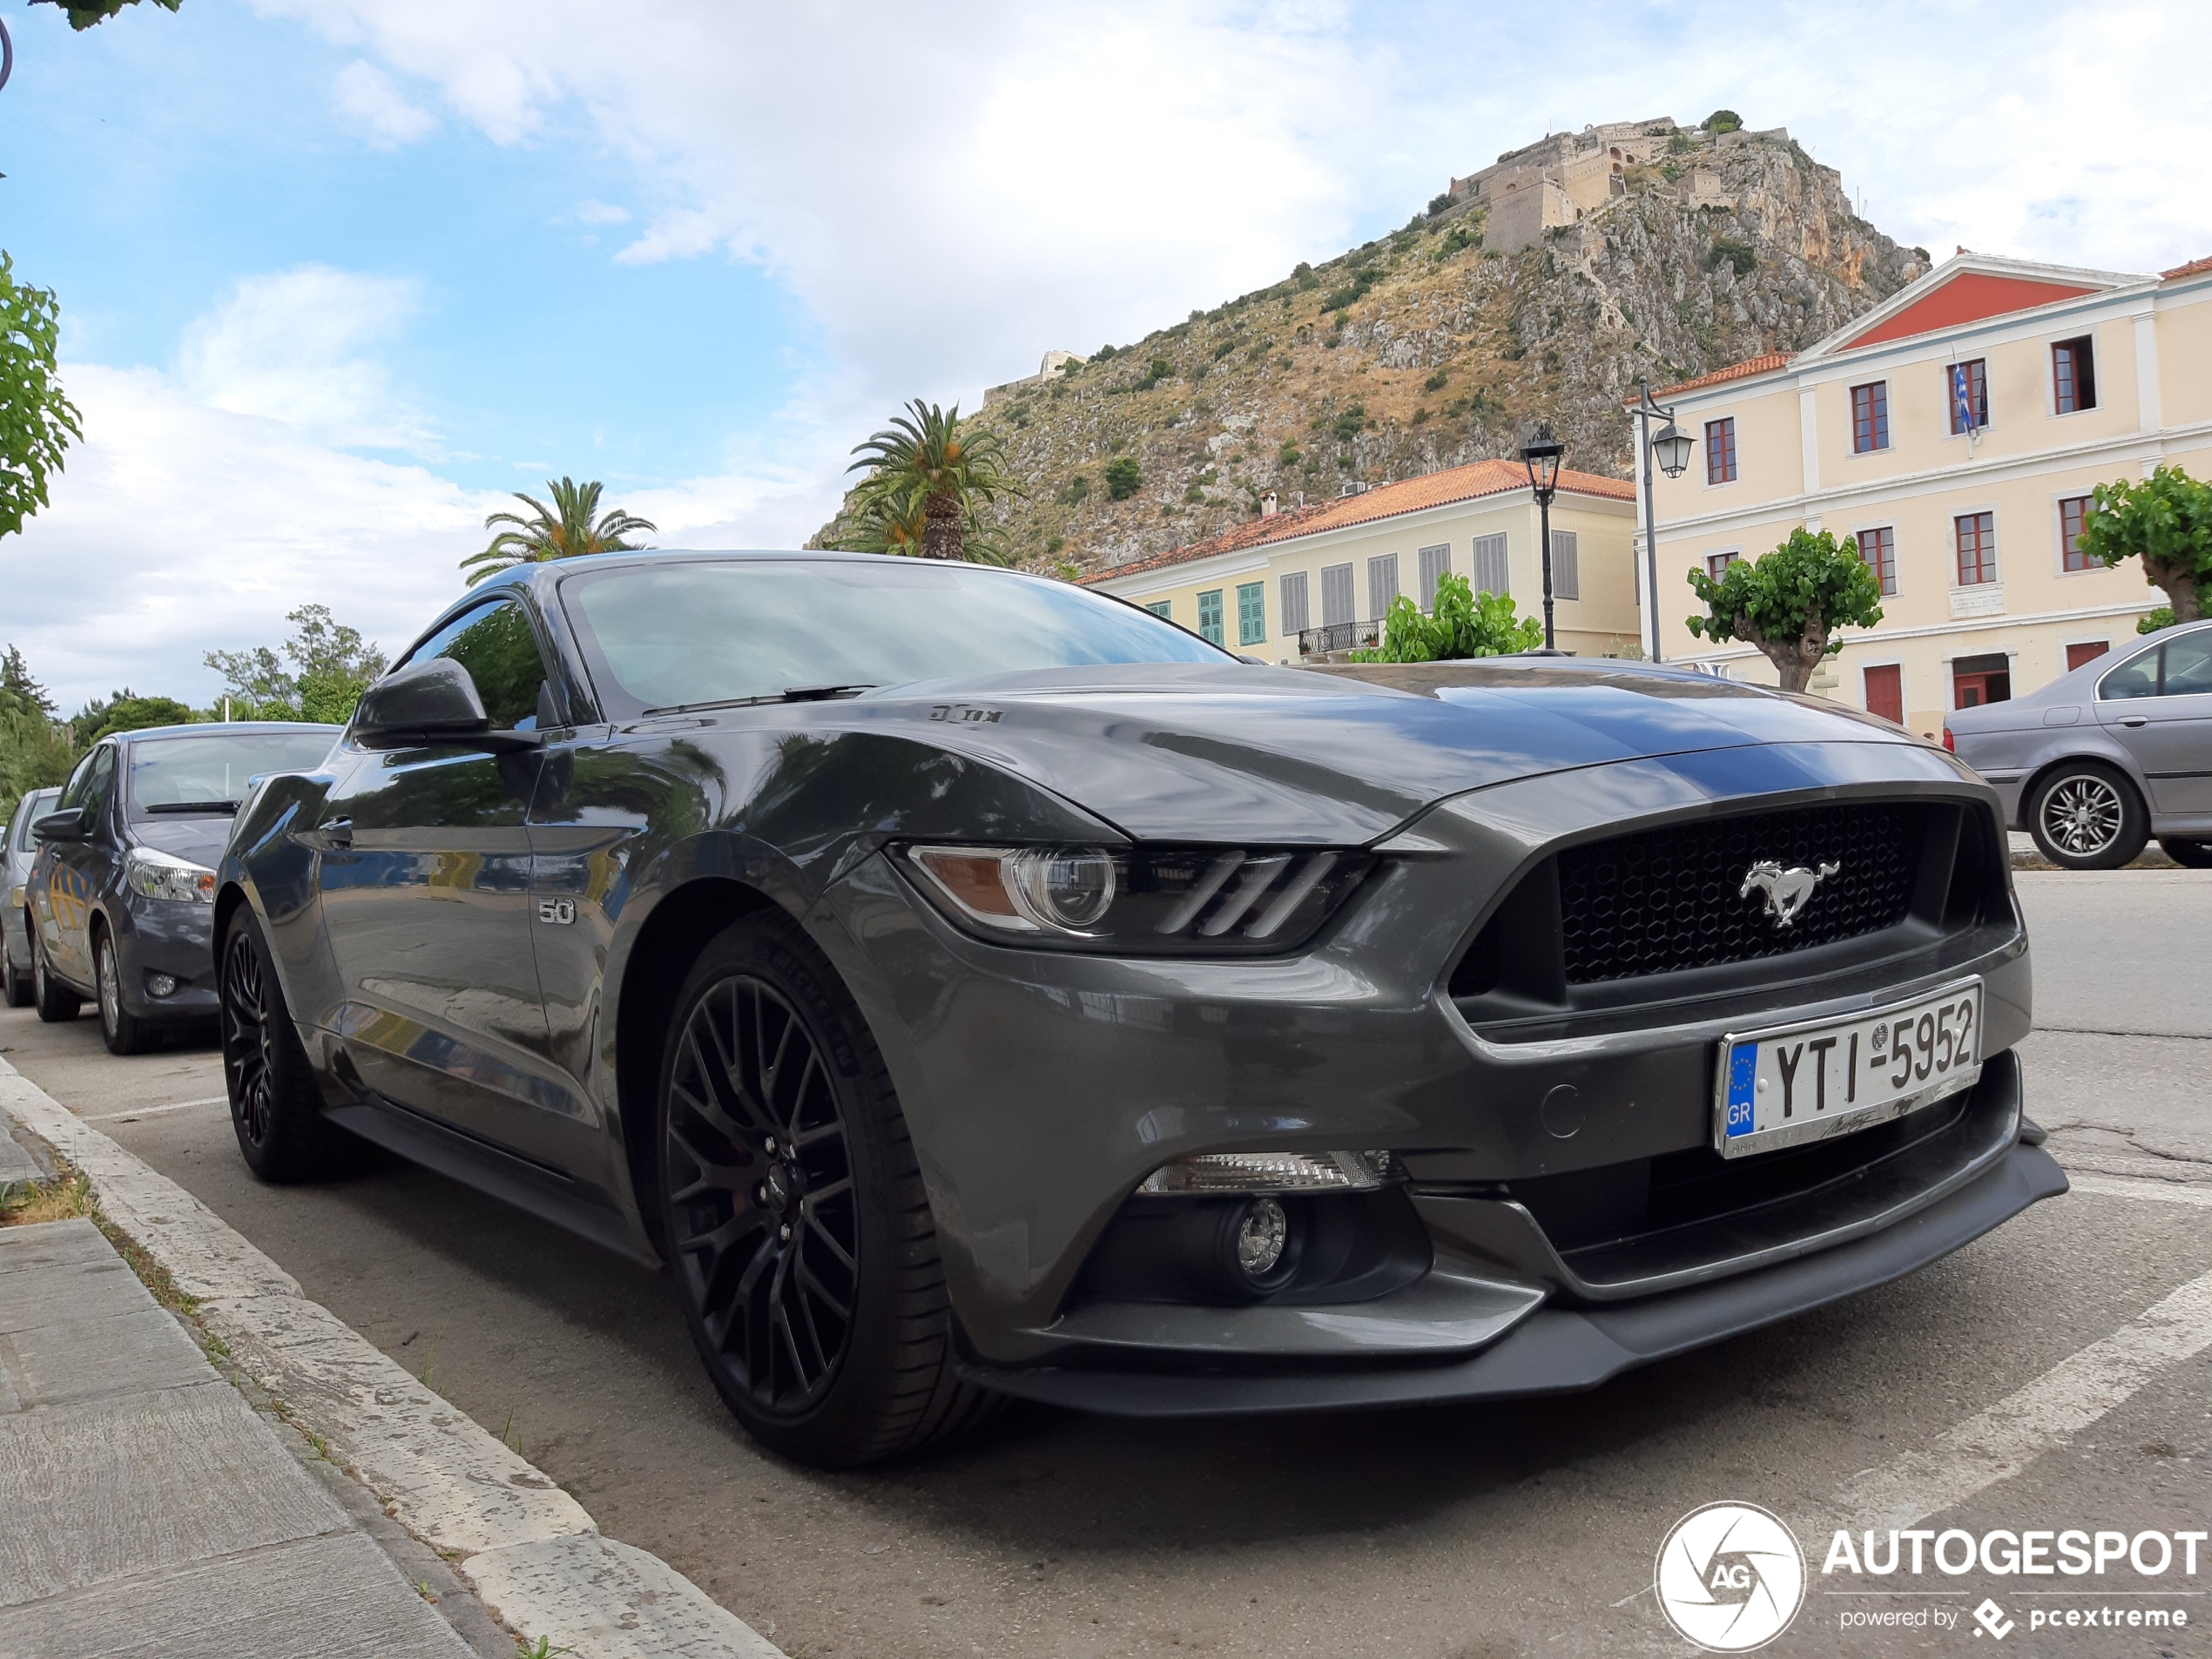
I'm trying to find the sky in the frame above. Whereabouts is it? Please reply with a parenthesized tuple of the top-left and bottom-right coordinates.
(2, 0, 2209, 709)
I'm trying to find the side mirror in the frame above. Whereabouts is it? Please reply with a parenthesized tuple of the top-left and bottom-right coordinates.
(352, 658, 540, 751)
(32, 809, 86, 844)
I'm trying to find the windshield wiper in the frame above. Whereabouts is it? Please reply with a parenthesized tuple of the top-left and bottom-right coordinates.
(143, 799, 240, 815)
(643, 685, 879, 717)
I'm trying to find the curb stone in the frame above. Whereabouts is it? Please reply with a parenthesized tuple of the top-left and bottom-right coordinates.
(0, 1055, 786, 1659)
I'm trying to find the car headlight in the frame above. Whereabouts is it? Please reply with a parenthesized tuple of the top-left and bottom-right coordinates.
(124, 846, 217, 904)
(902, 843, 1372, 953)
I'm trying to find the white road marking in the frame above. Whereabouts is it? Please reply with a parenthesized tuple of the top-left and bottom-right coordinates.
(2067, 1171, 2212, 1207)
(1837, 1262, 2212, 1529)
(77, 1094, 230, 1123)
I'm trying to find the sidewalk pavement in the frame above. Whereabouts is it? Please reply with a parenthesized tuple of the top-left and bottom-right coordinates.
(0, 1216, 477, 1659)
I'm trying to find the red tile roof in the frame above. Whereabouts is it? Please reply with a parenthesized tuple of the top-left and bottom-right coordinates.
(2162, 254, 2212, 281)
(1080, 458, 1634, 586)
(1645, 352, 1794, 401)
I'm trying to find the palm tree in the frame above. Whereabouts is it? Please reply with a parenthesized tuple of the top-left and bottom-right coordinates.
(844, 400, 1022, 563)
(462, 476, 657, 585)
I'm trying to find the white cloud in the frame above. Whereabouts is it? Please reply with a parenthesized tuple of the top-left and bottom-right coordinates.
(574, 199, 631, 226)
(332, 59, 437, 148)
(177, 266, 431, 450)
(0, 365, 489, 710)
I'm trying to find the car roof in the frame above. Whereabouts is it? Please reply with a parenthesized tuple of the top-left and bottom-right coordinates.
(111, 721, 343, 742)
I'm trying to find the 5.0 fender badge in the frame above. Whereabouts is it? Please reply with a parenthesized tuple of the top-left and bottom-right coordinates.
(1739, 860, 1839, 928)
(536, 898, 577, 925)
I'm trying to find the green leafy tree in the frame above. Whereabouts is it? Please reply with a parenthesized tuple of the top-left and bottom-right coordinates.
(0, 254, 84, 541)
(3, 645, 54, 717)
(50, 0, 182, 26)
(462, 476, 657, 585)
(2076, 465, 2212, 627)
(1351, 574, 1543, 663)
(1704, 110, 1743, 134)
(204, 604, 390, 725)
(1686, 527, 1885, 693)
(72, 692, 198, 745)
(0, 646, 73, 824)
(845, 400, 1022, 563)
(1103, 456, 1143, 501)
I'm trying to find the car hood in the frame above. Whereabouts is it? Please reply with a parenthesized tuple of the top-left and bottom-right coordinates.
(814, 660, 1929, 844)
(128, 815, 235, 868)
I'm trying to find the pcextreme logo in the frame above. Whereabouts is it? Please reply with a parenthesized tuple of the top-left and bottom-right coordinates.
(1656, 1502, 1809, 1652)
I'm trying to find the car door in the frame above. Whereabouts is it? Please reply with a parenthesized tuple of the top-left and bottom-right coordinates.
(313, 597, 563, 1155)
(2099, 630, 2212, 818)
(36, 744, 118, 988)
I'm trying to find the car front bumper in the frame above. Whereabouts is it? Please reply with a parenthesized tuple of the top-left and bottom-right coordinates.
(109, 898, 220, 1022)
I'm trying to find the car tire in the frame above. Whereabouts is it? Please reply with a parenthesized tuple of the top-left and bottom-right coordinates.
(220, 908, 345, 1182)
(30, 926, 81, 1023)
(655, 910, 1001, 1468)
(2, 923, 30, 1008)
(2160, 836, 2212, 869)
(2027, 761, 2149, 871)
(94, 928, 161, 1055)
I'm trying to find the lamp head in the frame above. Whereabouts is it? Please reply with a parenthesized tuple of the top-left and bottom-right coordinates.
(1652, 420, 1695, 479)
(1519, 424, 1564, 500)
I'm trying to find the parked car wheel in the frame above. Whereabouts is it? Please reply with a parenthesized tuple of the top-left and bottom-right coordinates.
(30, 926, 81, 1023)
(220, 910, 345, 1181)
(656, 912, 1001, 1467)
(94, 928, 161, 1055)
(2161, 836, 2212, 869)
(2027, 761, 2148, 870)
(2, 921, 30, 1008)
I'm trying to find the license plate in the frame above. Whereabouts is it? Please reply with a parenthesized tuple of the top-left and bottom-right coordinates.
(1714, 978, 1985, 1157)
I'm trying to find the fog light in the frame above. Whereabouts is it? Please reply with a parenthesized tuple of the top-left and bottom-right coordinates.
(1236, 1197, 1287, 1278)
(1136, 1150, 1390, 1196)
(146, 972, 178, 998)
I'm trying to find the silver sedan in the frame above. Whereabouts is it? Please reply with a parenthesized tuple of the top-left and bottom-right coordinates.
(3, 786, 61, 1006)
(1946, 618, 2212, 869)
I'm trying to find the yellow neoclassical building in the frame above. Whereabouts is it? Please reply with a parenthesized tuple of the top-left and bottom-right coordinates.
(1634, 252, 2212, 736)
(1083, 460, 1641, 662)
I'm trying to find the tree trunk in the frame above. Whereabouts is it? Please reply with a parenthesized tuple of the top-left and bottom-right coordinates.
(2143, 552, 2204, 622)
(1751, 610, 1829, 693)
(921, 491, 963, 561)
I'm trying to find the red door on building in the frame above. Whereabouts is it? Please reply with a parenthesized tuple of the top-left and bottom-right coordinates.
(2066, 640, 2110, 672)
(1952, 652, 2012, 708)
(1864, 664, 1904, 725)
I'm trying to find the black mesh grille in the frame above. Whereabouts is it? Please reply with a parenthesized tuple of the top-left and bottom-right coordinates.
(1555, 803, 1924, 983)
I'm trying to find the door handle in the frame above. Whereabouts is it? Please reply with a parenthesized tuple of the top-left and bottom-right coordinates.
(320, 817, 354, 849)
(2119, 717, 2149, 727)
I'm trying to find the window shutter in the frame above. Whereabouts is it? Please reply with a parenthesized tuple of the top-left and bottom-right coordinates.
(1472, 533, 1509, 596)
(1417, 543, 1452, 607)
(1366, 554, 1399, 620)
(1278, 571, 1309, 636)
(1320, 563, 1354, 627)
(1551, 530, 1579, 601)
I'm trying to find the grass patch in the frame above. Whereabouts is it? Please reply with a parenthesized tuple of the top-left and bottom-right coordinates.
(0, 1171, 93, 1227)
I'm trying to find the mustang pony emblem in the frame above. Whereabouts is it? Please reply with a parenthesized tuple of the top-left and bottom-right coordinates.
(1739, 860, 1840, 927)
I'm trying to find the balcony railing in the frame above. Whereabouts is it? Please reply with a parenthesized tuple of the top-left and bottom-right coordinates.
(1296, 620, 1383, 657)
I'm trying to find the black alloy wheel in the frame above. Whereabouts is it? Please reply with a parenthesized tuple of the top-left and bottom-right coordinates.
(94, 930, 159, 1055)
(658, 914, 1001, 1467)
(220, 910, 343, 1181)
(30, 925, 80, 1023)
(2160, 836, 2212, 869)
(2027, 761, 2148, 871)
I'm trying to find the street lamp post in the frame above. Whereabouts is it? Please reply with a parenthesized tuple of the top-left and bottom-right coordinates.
(1634, 377, 1696, 663)
(1519, 425, 1566, 655)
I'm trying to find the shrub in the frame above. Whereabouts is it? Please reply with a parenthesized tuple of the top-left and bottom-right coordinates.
(1135, 357, 1174, 392)
(1350, 577, 1543, 663)
(1184, 480, 1205, 502)
(1044, 535, 1064, 555)
(1212, 338, 1238, 361)
(1705, 110, 1743, 134)
(1104, 456, 1142, 501)
(1278, 441, 1301, 467)
(1423, 368, 1448, 392)
(1062, 475, 1090, 504)
(1094, 343, 1118, 361)
(1411, 408, 1430, 427)
(1706, 237, 1757, 276)
(1332, 404, 1366, 443)
(1428, 192, 1454, 217)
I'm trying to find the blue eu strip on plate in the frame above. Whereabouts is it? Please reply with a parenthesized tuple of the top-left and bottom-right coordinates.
(1724, 1042, 1759, 1139)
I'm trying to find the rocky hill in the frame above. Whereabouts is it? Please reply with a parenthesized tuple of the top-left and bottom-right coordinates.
(814, 117, 1930, 573)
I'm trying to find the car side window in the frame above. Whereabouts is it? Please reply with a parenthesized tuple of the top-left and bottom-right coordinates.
(2161, 634, 2212, 697)
(403, 600, 551, 731)
(71, 746, 117, 821)
(2097, 646, 2161, 701)
(54, 752, 98, 813)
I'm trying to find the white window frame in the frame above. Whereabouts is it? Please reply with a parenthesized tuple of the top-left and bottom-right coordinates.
(2046, 329, 2101, 421)
(1849, 521, 1900, 597)
(1701, 547, 1744, 583)
(1702, 414, 1740, 489)
(1950, 505, 2002, 590)
(2051, 487, 2101, 579)
(1941, 356, 1992, 442)
(1848, 378, 1892, 455)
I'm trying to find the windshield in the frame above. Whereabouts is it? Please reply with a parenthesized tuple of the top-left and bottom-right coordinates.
(560, 557, 1228, 718)
(125, 731, 339, 819)
(10, 790, 57, 852)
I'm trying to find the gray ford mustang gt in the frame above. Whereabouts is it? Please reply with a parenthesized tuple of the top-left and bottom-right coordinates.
(216, 550, 2063, 1467)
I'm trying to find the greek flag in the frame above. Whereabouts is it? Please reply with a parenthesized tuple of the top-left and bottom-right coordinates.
(1951, 363, 1976, 434)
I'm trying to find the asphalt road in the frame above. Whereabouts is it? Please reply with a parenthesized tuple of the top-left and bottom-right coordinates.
(4, 869, 2207, 1658)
